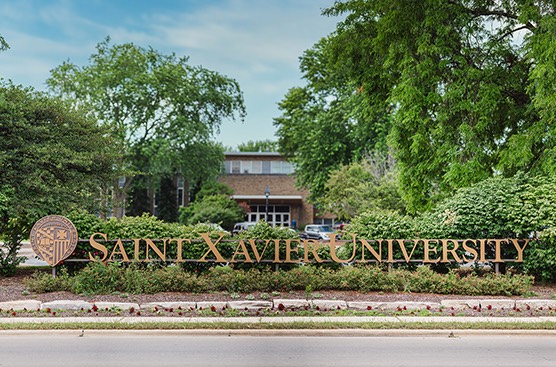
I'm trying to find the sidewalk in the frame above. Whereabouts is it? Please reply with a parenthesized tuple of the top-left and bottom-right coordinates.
(17, 241, 47, 267)
(2, 315, 556, 325)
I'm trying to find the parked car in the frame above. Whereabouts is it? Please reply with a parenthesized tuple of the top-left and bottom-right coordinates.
(300, 224, 335, 241)
(232, 222, 257, 235)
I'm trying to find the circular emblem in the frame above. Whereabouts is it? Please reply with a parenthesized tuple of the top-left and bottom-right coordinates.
(29, 215, 79, 266)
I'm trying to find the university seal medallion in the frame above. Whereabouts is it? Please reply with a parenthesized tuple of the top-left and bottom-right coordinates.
(29, 215, 78, 266)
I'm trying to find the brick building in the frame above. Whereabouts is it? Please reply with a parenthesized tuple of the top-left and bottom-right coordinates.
(218, 152, 329, 229)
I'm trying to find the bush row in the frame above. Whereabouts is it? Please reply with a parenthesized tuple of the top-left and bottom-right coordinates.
(344, 175, 556, 281)
(25, 263, 533, 297)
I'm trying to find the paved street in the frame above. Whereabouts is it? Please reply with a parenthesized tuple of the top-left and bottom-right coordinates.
(16, 241, 47, 267)
(0, 331, 555, 367)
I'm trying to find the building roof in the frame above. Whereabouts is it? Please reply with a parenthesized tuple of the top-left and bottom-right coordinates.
(224, 151, 282, 157)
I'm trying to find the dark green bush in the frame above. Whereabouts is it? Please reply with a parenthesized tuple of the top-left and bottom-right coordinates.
(523, 228, 556, 282)
(343, 175, 556, 275)
(25, 263, 533, 296)
(179, 194, 245, 231)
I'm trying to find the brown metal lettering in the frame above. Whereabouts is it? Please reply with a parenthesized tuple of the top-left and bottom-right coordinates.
(462, 239, 478, 262)
(143, 239, 166, 262)
(441, 239, 461, 263)
(328, 234, 356, 263)
(510, 238, 529, 262)
(302, 239, 323, 263)
(198, 233, 227, 262)
(423, 239, 440, 263)
(248, 239, 272, 263)
(357, 239, 382, 262)
(88, 233, 108, 262)
(490, 239, 506, 263)
(231, 240, 253, 263)
(284, 239, 300, 263)
(109, 239, 130, 262)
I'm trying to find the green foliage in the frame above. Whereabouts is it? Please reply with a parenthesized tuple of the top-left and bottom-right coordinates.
(345, 175, 556, 240)
(236, 139, 278, 152)
(0, 81, 117, 275)
(343, 175, 556, 272)
(236, 221, 299, 241)
(156, 174, 178, 222)
(194, 181, 234, 201)
(66, 210, 105, 238)
(523, 228, 556, 283)
(274, 82, 386, 201)
(345, 211, 416, 239)
(25, 264, 533, 296)
(47, 37, 245, 215)
(24, 268, 72, 293)
(415, 175, 556, 239)
(416, 176, 526, 239)
(321, 155, 405, 220)
(101, 214, 179, 239)
(179, 194, 245, 230)
(277, 1, 556, 211)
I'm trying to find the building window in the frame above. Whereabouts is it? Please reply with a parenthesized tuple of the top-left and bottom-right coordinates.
(231, 161, 241, 174)
(270, 161, 294, 174)
(177, 176, 185, 207)
(251, 161, 262, 174)
(225, 160, 293, 175)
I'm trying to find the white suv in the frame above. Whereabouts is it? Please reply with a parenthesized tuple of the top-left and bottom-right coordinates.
(232, 222, 257, 235)
(301, 225, 335, 240)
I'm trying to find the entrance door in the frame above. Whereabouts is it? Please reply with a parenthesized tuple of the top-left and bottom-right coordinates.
(248, 205, 290, 227)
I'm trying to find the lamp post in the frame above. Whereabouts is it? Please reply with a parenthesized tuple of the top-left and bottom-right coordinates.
(264, 186, 270, 223)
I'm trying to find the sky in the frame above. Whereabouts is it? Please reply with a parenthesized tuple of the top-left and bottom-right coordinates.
(0, 0, 341, 148)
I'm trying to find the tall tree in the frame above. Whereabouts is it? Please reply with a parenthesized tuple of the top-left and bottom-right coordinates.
(0, 82, 117, 275)
(278, 1, 556, 212)
(47, 37, 245, 217)
(274, 28, 391, 201)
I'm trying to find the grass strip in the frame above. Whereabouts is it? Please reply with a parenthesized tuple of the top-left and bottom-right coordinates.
(1, 321, 556, 331)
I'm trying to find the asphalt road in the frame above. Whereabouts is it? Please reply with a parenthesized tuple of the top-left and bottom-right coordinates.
(1, 331, 555, 367)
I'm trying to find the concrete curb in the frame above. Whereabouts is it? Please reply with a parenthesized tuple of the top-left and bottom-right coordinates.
(1, 316, 556, 325)
(2, 298, 556, 312)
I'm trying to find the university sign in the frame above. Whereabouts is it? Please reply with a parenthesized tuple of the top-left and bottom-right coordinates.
(30, 216, 531, 266)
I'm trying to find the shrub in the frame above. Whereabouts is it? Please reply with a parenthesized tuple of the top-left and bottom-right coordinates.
(25, 263, 533, 296)
(24, 268, 72, 293)
(179, 194, 245, 230)
(341, 211, 421, 269)
(523, 227, 556, 282)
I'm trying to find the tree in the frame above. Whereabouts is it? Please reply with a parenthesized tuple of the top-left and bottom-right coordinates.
(179, 194, 245, 230)
(274, 34, 390, 201)
(156, 174, 179, 223)
(237, 139, 278, 152)
(195, 181, 234, 200)
(47, 37, 245, 218)
(0, 82, 117, 275)
(321, 154, 405, 220)
(278, 1, 556, 212)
